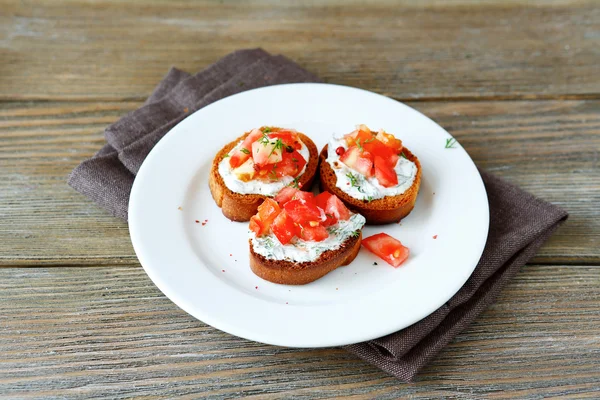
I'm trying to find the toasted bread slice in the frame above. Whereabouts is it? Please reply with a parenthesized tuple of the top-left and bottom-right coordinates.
(319, 145, 421, 225)
(209, 130, 319, 221)
(249, 232, 362, 285)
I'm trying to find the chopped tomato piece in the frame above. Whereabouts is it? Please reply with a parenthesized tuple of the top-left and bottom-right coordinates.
(252, 140, 283, 167)
(364, 139, 399, 168)
(257, 198, 281, 229)
(339, 146, 374, 177)
(271, 211, 298, 245)
(292, 190, 315, 205)
(300, 225, 328, 242)
(256, 150, 306, 180)
(229, 128, 263, 168)
(373, 156, 398, 187)
(345, 128, 374, 148)
(274, 186, 298, 205)
(325, 194, 351, 221)
(362, 233, 409, 267)
(283, 199, 321, 226)
(249, 215, 263, 236)
(315, 192, 333, 211)
(375, 130, 403, 152)
(315, 192, 336, 226)
(268, 130, 302, 150)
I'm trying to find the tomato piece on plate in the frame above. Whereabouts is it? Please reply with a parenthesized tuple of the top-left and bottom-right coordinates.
(325, 194, 351, 221)
(340, 146, 374, 177)
(375, 130, 403, 152)
(300, 225, 329, 242)
(274, 186, 298, 205)
(249, 215, 263, 236)
(283, 199, 321, 226)
(374, 156, 398, 187)
(257, 198, 281, 231)
(271, 211, 298, 245)
(229, 128, 263, 168)
(268, 130, 302, 150)
(292, 190, 315, 205)
(362, 233, 409, 267)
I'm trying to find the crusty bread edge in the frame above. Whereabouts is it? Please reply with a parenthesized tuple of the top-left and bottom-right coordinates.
(249, 232, 362, 285)
(319, 145, 422, 225)
(209, 131, 319, 222)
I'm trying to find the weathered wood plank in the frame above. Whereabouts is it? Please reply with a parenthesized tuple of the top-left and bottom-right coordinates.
(1, 99, 598, 265)
(0, 264, 598, 398)
(1, 0, 599, 101)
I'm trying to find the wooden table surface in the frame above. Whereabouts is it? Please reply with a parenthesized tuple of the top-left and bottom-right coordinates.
(1, 0, 599, 398)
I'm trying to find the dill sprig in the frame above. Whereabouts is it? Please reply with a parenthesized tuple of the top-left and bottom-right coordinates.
(346, 172, 364, 193)
(445, 138, 457, 149)
(240, 148, 251, 155)
(289, 176, 300, 189)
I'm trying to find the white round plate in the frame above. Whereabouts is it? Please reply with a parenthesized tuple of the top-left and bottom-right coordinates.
(129, 83, 489, 348)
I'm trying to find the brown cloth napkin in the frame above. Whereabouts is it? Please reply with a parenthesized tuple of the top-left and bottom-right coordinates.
(68, 49, 568, 382)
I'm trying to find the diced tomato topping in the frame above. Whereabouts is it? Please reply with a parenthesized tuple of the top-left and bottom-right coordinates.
(229, 128, 263, 168)
(249, 215, 263, 236)
(345, 129, 374, 148)
(271, 211, 298, 245)
(315, 192, 336, 226)
(274, 186, 298, 205)
(252, 140, 283, 167)
(256, 150, 306, 181)
(300, 225, 329, 242)
(315, 192, 333, 211)
(364, 139, 399, 168)
(283, 199, 321, 227)
(376, 130, 403, 152)
(373, 156, 398, 187)
(267, 130, 302, 150)
(362, 233, 409, 267)
(257, 198, 281, 229)
(339, 146, 374, 177)
(292, 190, 315, 204)
(325, 194, 351, 221)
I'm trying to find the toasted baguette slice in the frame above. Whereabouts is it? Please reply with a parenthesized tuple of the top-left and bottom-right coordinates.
(209, 130, 319, 221)
(249, 232, 362, 285)
(319, 145, 421, 225)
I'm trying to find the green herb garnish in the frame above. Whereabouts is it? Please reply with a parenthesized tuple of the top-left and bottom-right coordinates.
(289, 176, 300, 189)
(367, 196, 374, 202)
(445, 138, 457, 149)
(262, 127, 272, 133)
(351, 230, 360, 237)
(222, 154, 230, 159)
(400, 152, 407, 159)
(240, 148, 251, 155)
(346, 172, 364, 193)
(364, 137, 376, 144)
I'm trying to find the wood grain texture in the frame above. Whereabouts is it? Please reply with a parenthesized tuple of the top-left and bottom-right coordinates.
(0, 264, 598, 398)
(1, 0, 599, 101)
(1, 99, 598, 265)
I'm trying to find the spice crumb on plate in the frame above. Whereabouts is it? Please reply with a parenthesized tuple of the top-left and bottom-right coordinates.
(433, 235, 438, 239)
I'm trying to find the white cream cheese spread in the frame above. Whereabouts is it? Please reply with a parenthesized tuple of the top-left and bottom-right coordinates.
(250, 212, 366, 263)
(325, 134, 417, 201)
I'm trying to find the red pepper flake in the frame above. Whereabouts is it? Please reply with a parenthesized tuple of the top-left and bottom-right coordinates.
(286, 302, 288, 305)
(184, 107, 189, 113)
(195, 220, 200, 223)
(229, 254, 232, 257)
(222, 269, 225, 272)
(346, 182, 350, 185)
(255, 286, 258, 290)
(201, 222, 207, 226)
(433, 235, 438, 239)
